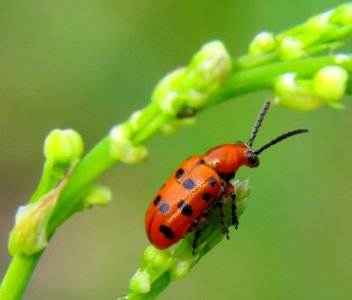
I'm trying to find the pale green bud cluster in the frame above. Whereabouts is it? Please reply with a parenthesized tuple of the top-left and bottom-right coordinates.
(128, 246, 172, 295)
(275, 62, 349, 110)
(313, 65, 349, 101)
(128, 269, 151, 294)
(109, 124, 148, 164)
(7, 129, 85, 257)
(280, 38, 306, 60)
(169, 255, 196, 280)
(8, 174, 70, 256)
(186, 41, 232, 100)
(8, 198, 56, 256)
(330, 3, 352, 26)
(241, 3, 352, 111)
(111, 41, 232, 146)
(152, 41, 232, 133)
(280, 3, 352, 58)
(248, 3, 352, 61)
(249, 31, 277, 56)
(83, 185, 112, 209)
(44, 129, 84, 164)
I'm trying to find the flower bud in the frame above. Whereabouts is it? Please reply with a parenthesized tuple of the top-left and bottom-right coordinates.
(274, 73, 322, 111)
(339, 4, 352, 25)
(334, 54, 350, 64)
(307, 11, 332, 32)
(232, 178, 251, 215)
(129, 269, 151, 294)
(44, 129, 84, 164)
(249, 31, 276, 56)
(129, 110, 143, 131)
(143, 245, 171, 269)
(109, 124, 148, 164)
(313, 65, 348, 101)
(83, 185, 112, 209)
(331, 3, 352, 25)
(234, 178, 251, 202)
(186, 40, 232, 104)
(8, 186, 62, 256)
(280, 38, 306, 60)
(160, 117, 196, 135)
(152, 69, 187, 115)
(151, 41, 231, 121)
(169, 258, 195, 280)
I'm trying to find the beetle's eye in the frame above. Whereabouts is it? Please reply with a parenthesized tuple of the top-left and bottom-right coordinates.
(246, 150, 257, 164)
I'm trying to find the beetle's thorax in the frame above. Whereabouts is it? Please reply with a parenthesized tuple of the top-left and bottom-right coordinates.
(203, 143, 258, 177)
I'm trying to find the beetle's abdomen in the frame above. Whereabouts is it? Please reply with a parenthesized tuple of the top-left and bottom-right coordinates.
(145, 156, 222, 249)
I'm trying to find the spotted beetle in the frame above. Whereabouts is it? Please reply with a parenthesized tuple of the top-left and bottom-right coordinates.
(145, 99, 308, 253)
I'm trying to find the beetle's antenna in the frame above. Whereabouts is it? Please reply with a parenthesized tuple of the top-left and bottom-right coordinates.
(254, 129, 309, 155)
(247, 99, 271, 147)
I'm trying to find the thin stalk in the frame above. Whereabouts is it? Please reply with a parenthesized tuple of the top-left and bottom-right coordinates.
(0, 253, 42, 300)
(219, 54, 352, 101)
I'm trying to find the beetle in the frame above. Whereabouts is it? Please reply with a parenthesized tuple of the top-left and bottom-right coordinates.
(145, 99, 309, 253)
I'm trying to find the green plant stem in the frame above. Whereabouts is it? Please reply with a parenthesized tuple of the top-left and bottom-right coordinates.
(29, 158, 55, 204)
(0, 253, 41, 300)
(219, 54, 352, 101)
(47, 137, 115, 232)
(0, 139, 116, 300)
(48, 112, 168, 232)
(125, 274, 171, 300)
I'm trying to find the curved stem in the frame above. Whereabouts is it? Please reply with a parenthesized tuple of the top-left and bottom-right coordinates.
(0, 253, 42, 300)
(216, 54, 352, 101)
(47, 137, 114, 232)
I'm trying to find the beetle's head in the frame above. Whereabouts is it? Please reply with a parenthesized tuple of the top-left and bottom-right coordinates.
(233, 141, 259, 168)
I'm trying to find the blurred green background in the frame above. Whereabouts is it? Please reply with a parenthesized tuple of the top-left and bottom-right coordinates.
(1, 1, 351, 299)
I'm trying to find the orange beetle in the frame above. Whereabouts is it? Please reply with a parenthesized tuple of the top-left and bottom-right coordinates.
(145, 99, 308, 253)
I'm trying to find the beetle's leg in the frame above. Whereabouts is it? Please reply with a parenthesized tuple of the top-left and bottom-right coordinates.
(225, 183, 239, 229)
(215, 180, 230, 239)
(192, 213, 209, 255)
(217, 182, 239, 237)
(218, 194, 230, 239)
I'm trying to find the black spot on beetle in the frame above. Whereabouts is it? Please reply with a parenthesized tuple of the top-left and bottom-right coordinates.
(183, 178, 196, 189)
(159, 203, 170, 214)
(159, 225, 175, 239)
(208, 177, 218, 187)
(178, 200, 193, 216)
(202, 193, 212, 201)
(197, 159, 206, 165)
(175, 168, 185, 179)
(153, 195, 161, 206)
